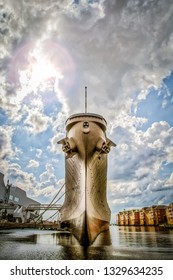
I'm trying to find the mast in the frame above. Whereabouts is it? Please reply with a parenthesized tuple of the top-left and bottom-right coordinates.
(85, 86, 87, 113)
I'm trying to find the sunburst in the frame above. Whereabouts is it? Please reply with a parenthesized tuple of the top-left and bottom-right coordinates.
(19, 46, 63, 95)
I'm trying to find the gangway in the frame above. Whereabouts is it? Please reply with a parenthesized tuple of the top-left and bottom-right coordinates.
(26, 204, 62, 211)
(0, 203, 17, 210)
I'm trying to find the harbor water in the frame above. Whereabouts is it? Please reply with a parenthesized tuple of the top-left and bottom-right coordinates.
(0, 226, 173, 260)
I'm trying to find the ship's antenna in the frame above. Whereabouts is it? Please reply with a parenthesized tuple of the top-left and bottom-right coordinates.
(85, 86, 87, 113)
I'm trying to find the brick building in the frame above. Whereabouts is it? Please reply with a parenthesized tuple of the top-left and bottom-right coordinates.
(166, 203, 173, 225)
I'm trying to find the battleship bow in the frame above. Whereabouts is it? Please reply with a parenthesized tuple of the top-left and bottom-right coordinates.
(58, 113, 116, 245)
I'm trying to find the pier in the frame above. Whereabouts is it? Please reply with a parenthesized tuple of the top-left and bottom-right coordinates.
(0, 220, 61, 230)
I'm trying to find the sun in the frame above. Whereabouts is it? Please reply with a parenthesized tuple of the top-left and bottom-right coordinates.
(19, 46, 63, 96)
(8, 40, 75, 104)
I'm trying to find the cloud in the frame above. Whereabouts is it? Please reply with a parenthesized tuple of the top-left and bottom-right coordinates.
(62, 0, 105, 28)
(5, 161, 65, 203)
(1, 0, 173, 123)
(48, 133, 65, 154)
(165, 173, 173, 187)
(6, 162, 36, 192)
(51, 0, 173, 120)
(35, 185, 56, 197)
(24, 108, 50, 134)
(27, 159, 39, 169)
(35, 148, 42, 158)
(110, 120, 173, 177)
(108, 119, 173, 212)
(32, 177, 65, 202)
(39, 163, 56, 184)
(48, 111, 67, 154)
(0, 125, 14, 160)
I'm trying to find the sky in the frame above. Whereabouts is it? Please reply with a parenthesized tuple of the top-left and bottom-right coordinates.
(0, 0, 173, 222)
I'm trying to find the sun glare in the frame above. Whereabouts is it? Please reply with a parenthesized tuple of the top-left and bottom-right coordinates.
(19, 47, 63, 95)
(8, 40, 75, 104)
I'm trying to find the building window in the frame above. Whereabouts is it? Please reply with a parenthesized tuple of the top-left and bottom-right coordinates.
(9, 195, 13, 200)
(14, 197, 19, 203)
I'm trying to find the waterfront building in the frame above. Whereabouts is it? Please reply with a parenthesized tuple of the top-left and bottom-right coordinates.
(9, 185, 40, 207)
(140, 207, 155, 225)
(0, 172, 39, 207)
(153, 205, 166, 225)
(139, 207, 148, 225)
(124, 211, 129, 225)
(117, 203, 173, 227)
(142, 206, 166, 226)
(128, 209, 140, 225)
(166, 203, 173, 225)
(0, 171, 40, 222)
(117, 211, 125, 226)
(139, 210, 145, 225)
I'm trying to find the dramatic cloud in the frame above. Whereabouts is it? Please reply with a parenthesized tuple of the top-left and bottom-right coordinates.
(108, 119, 173, 213)
(0, 0, 173, 218)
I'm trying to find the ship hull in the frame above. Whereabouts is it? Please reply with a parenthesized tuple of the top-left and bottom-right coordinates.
(58, 114, 115, 245)
(61, 212, 109, 245)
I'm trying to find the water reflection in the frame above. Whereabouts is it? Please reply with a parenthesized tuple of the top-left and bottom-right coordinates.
(116, 226, 173, 249)
(0, 226, 173, 260)
(36, 231, 77, 246)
